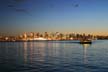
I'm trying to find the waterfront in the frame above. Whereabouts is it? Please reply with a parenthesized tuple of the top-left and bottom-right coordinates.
(0, 40, 108, 72)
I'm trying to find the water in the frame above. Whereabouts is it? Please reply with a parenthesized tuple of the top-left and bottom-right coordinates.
(0, 40, 108, 72)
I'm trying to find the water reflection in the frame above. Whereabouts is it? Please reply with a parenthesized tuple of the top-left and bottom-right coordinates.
(23, 42, 92, 66)
(1, 41, 108, 72)
(23, 42, 27, 63)
(29, 42, 33, 63)
(81, 44, 91, 72)
(82, 44, 91, 64)
(23, 42, 35, 63)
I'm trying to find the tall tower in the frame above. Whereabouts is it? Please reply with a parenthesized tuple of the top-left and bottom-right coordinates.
(23, 32, 27, 39)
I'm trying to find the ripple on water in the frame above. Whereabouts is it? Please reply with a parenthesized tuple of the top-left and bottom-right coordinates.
(1, 41, 108, 72)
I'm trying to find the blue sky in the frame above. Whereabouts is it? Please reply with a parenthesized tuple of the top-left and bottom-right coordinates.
(0, 0, 108, 35)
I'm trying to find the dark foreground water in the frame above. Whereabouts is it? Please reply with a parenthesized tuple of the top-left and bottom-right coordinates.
(0, 40, 108, 72)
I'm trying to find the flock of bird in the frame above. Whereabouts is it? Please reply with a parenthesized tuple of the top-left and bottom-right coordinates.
(7, 0, 79, 14)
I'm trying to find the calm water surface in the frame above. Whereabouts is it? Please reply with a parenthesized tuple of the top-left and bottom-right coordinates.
(0, 40, 108, 72)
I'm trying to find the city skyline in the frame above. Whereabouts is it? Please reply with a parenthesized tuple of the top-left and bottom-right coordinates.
(0, 0, 108, 35)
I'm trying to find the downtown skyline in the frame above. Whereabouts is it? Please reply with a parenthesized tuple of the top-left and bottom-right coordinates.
(0, 0, 108, 35)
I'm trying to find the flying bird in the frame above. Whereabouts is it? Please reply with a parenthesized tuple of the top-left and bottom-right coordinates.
(15, 8, 27, 12)
(13, 0, 25, 3)
(74, 4, 79, 7)
(7, 0, 28, 13)
(8, 5, 14, 8)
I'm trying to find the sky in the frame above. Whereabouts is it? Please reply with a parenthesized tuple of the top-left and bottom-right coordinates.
(0, 0, 108, 35)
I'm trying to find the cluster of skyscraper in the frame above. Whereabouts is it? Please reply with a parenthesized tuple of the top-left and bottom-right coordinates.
(0, 32, 97, 41)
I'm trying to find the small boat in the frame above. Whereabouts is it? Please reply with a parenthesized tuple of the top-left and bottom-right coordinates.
(80, 40, 92, 44)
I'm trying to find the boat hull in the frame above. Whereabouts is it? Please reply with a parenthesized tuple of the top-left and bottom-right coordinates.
(80, 40, 92, 44)
(80, 41, 92, 44)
